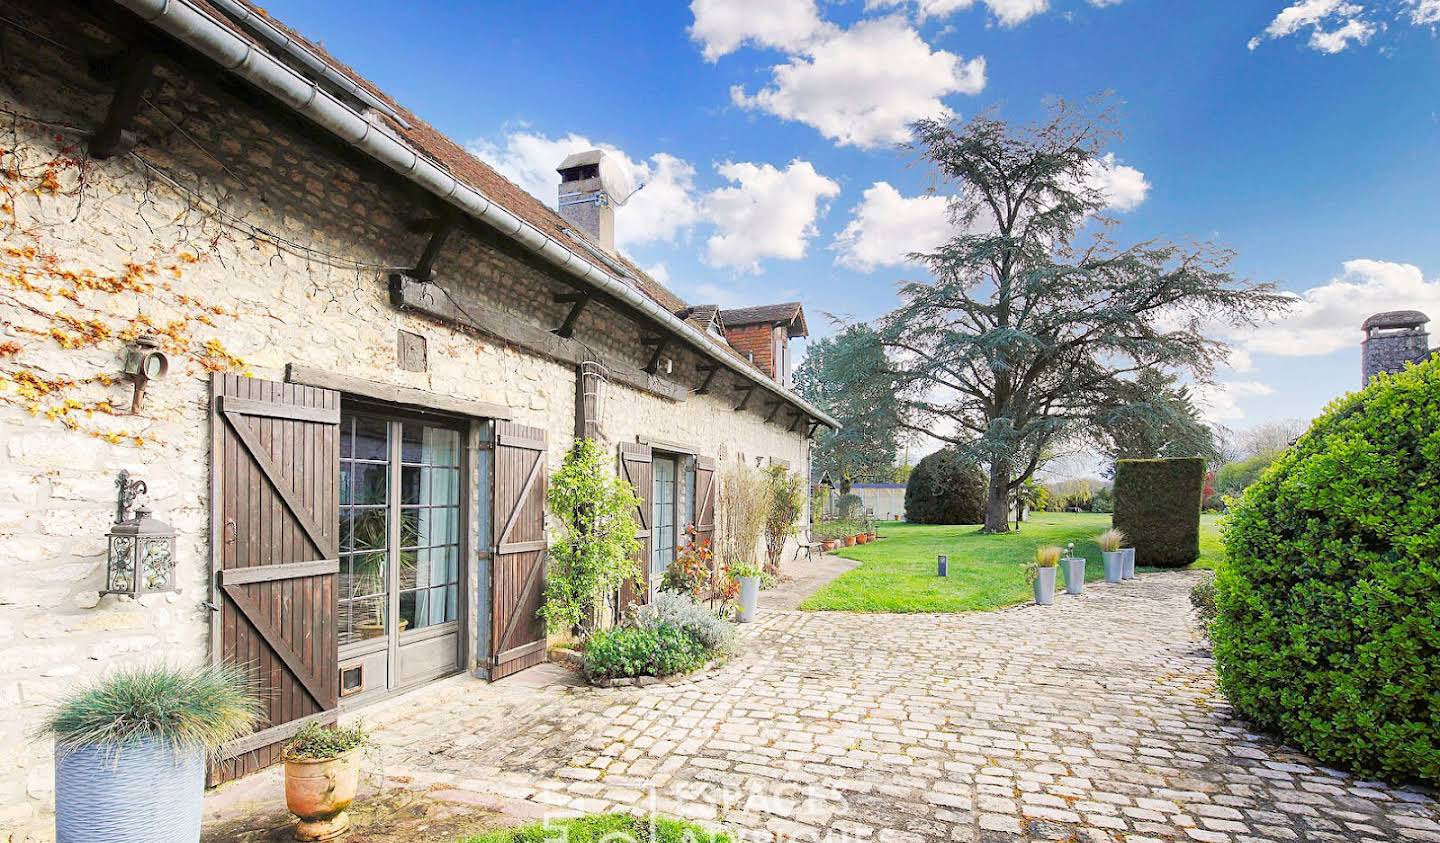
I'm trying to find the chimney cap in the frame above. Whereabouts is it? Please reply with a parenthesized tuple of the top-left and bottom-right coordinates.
(557, 149, 605, 174)
(1363, 310, 1430, 332)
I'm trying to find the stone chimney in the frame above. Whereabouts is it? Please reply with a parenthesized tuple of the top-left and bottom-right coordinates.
(1362, 310, 1431, 385)
(557, 150, 615, 254)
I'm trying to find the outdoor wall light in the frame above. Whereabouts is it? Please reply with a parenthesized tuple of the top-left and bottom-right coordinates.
(103, 471, 177, 597)
(121, 334, 169, 413)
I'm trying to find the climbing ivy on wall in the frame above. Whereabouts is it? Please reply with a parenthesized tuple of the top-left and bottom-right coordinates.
(0, 125, 249, 445)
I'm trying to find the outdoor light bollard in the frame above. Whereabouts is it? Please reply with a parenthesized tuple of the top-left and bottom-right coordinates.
(938, 554, 948, 577)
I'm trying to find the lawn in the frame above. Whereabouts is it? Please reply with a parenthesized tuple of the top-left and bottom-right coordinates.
(800, 511, 1224, 613)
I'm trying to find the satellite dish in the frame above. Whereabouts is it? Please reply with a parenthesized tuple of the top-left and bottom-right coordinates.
(598, 154, 638, 206)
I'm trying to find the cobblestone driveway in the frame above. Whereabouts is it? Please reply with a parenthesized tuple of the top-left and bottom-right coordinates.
(356, 571, 1438, 843)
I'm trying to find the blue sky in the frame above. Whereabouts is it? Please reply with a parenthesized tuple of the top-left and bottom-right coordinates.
(266, 0, 1440, 436)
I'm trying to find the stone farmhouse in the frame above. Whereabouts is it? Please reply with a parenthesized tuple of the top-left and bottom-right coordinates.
(0, 0, 836, 831)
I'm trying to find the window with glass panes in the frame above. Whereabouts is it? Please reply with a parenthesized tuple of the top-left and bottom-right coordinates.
(338, 412, 462, 647)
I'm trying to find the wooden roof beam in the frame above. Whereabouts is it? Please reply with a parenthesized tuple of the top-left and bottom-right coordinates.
(553, 292, 590, 339)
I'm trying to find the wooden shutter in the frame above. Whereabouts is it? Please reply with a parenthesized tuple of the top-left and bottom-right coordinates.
(618, 442, 653, 608)
(693, 456, 717, 548)
(491, 421, 548, 680)
(210, 374, 340, 784)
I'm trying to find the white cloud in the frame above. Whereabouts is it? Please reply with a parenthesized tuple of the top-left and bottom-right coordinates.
(868, 0, 1051, 26)
(731, 16, 987, 149)
(467, 131, 701, 249)
(1232, 260, 1440, 357)
(688, 0, 830, 60)
(702, 160, 840, 272)
(1247, 0, 1404, 52)
(833, 157, 1149, 273)
(1195, 380, 1275, 423)
(1413, 0, 1440, 24)
(1309, 17, 1378, 51)
(832, 182, 951, 271)
(1085, 153, 1151, 211)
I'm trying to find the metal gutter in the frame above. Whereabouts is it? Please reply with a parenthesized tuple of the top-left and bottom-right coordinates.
(114, 0, 838, 430)
(202, 0, 411, 129)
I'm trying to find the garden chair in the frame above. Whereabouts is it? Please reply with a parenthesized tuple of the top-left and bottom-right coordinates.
(799, 527, 824, 561)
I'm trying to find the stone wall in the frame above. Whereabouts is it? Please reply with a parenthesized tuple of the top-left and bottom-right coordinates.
(0, 4, 809, 837)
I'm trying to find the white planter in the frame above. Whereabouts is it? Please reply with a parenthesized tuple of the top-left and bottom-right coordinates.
(737, 575, 761, 623)
(1122, 547, 1136, 580)
(1061, 557, 1086, 595)
(1103, 551, 1124, 583)
(55, 736, 205, 843)
(1033, 566, 1057, 605)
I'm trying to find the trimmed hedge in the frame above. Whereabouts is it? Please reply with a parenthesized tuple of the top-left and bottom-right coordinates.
(1112, 457, 1204, 567)
(1212, 357, 1440, 785)
(903, 448, 986, 524)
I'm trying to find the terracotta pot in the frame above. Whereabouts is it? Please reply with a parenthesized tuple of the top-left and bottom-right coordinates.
(285, 750, 360, 841)
(843, 535, 856, 547)
(821, 539, 837, 552)
(856, 534, 869, 544)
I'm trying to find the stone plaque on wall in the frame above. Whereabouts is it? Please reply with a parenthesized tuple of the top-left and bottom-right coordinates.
(397, 329, 427, 372)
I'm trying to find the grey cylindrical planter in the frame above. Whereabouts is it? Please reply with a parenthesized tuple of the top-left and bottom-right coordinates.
(1033, 566, 1057, 605)
(1103, 551, 1124, 583)
(1061, 557, 1085, 595)
(937, 555, 948, 577)
(55, 736, 205, 843)
(1122, 547, 1136, 580)
(737, 575, 761, 623)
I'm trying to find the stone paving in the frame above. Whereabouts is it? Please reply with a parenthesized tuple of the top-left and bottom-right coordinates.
(235, 569, 1440, 843)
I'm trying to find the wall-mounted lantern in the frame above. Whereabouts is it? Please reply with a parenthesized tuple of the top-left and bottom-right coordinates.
(121, 335, 169, 413)
(103, 471, 177, 597)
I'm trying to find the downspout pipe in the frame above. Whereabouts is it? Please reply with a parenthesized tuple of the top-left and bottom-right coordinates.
(113, 0, 839, 431)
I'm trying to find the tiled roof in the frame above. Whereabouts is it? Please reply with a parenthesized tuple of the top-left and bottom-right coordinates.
(202, 0, 691, 316)
(720, 303, 809, 337)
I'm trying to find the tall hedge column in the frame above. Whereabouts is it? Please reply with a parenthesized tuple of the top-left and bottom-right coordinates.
(1112, 457, 1204, 568)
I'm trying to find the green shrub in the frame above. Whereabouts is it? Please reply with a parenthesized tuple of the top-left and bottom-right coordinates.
(1189, 576, 1217, 630)
(904, 448, 986, 524)
(582, 624, 708, 681)
(624, 591, 737, 655)
(43, 663, 263, 754)
(284, 721, 368, 760)
(1112, 457, 1204, 567)
(462, 812, 732, 843)
(1212, 357, 1440, 786)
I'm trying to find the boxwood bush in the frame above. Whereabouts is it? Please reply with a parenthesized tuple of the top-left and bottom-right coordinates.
(581, 623, 708, 682)
(1212, 356, 1440, 785)
(903, 448, 986, 524)
(1112, 457, 1204, 567)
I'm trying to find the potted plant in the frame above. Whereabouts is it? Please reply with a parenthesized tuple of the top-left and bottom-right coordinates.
(1097, 529, 1126, 583)
(45, 663, 262, 843)
(1061, 541, 1086, 596)
(1029, 546, 1061, 605)
(731, 561, 763, 623)
(283, 721, 369, 841)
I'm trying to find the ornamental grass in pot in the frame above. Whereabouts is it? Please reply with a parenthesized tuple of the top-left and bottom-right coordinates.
(1097, 529, 1126, 583)
(44, 663, 262, 843)
(731, 561, 763, 623)
(282, 722, 369, 841)
(1028, 546, 1061, 606)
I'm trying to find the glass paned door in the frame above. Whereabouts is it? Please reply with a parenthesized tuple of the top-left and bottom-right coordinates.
(338, 410, 466, 696)
(340, 416, 391, 646)
(398, 422, 461, 631)
(651, 456, 676, 593)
